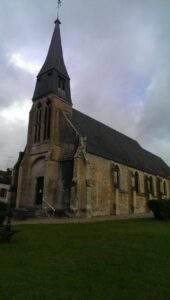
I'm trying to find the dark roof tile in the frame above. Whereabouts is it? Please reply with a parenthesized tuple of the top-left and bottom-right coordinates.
(71, 109, 170, 178)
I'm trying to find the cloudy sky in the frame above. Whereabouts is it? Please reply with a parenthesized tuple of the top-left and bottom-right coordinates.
(0, 0, 169, 169)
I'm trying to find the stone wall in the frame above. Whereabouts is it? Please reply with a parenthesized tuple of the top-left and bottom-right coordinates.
(71, 153, 170, 217)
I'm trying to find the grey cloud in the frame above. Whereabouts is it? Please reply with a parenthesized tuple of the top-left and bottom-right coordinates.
(138, 65, 170, 164)
(0, 51, 34, 107)
(0, 0, 169, 168)
(139, 68, 170, 139)
(0, 116, 27, 169)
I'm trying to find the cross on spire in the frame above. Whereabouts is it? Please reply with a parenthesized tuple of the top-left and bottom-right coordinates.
(57, 0, 62, 19)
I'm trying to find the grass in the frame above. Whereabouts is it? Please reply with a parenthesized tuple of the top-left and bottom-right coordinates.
(1, 219, 170, 300)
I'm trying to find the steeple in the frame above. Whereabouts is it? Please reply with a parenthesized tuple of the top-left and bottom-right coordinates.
(33, 18, 72, 104)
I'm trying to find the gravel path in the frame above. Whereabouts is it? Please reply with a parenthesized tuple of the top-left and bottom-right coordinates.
(13, 213, 153, 225)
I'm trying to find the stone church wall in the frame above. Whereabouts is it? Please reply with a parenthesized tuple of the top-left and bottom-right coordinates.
(73, 153, 170, 217)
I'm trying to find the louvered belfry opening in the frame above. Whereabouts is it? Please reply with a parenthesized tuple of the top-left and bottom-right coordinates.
(44, 101, 51, 140)
(34, 103, 42, 143)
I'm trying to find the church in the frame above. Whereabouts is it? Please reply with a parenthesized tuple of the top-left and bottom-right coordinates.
(14, 17, 170, 217)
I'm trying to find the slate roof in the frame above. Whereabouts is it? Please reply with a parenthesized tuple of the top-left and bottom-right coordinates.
(38, 19, 69, 78)
(71, 109, 170, 178)
(33, 19, 72, 103)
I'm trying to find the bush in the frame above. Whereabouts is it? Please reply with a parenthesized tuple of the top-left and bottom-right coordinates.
(0, 201, 8, 211)
(149, 199, 170, 221)
(0, 201, 8, 226)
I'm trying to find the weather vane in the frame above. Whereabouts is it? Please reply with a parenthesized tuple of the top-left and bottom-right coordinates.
(57, 0, 62, 19)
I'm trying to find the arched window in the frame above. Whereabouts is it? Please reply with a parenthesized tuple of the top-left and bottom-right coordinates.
(34, 103, 42, 143)
(144, 176, 149, 194)
(44, 100, 51, 140)
(112, 164, 120, 189)
(163, 181, 167, 196)
(134, 171, 140, 193)
(149, 176, 154, 196)
(0, 188, 7, 198)
(156, 177, 161, 199)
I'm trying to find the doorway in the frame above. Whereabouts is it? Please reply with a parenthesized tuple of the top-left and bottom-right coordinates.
(61, 160, 74, 209)
(36, 177, 44, 206)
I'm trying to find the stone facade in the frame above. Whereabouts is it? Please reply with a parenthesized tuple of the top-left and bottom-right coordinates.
(16, 95, 72, 210)
(15, 94, 170, 217)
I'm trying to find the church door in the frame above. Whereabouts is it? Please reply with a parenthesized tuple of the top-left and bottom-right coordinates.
(36, 177, 44, 206)
(61, 161, 74, 209)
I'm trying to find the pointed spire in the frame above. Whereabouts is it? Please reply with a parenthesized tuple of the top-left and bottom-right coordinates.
(38, 18, 69, 78)
(33, 18, 71, 103)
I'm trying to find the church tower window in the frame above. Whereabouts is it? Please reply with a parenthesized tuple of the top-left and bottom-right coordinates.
(58, 76, 66, 98)
(34, 104, 42, 143)
(44, 100, 51, 140)
(58, 76, 65, 90)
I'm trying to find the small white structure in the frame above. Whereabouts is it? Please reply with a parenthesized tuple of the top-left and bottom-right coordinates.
(0, 170, 11, 204)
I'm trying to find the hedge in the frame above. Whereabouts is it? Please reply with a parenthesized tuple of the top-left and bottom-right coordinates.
(149, 199, 170, 221)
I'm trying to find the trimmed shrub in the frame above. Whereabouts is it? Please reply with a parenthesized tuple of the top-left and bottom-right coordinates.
(0, 201, 8, 211)
(149, 199, 170, 221)
(0, 201, 8, 225)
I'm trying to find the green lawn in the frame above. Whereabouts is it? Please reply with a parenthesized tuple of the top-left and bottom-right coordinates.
(1, 219, 170, 300)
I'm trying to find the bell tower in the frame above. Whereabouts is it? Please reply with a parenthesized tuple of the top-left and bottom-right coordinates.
(16, 16, 74, 211)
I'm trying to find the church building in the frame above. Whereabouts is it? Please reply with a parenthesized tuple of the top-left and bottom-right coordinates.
(15, 17, 170, 217)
